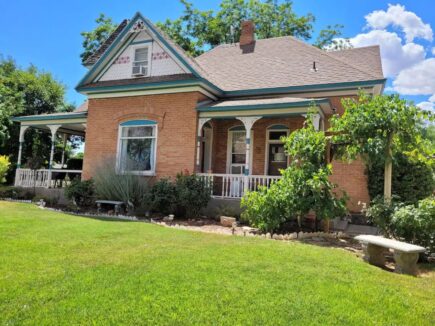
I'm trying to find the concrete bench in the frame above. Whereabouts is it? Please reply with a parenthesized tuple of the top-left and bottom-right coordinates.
(355, 235, 426, 276)
(95, 200, 125, 215)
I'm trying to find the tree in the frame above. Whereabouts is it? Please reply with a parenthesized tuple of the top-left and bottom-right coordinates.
(242, 111, 347, 232)
(80, 2, 344, 58)
(80, 14, 118, 64)
(313, 25, 353, 51)
(157, 0, 343, 56)
(331, 93, 434, 201)
(0, 57, 73, 183)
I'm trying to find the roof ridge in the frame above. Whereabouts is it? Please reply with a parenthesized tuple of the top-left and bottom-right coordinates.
(329, 45, 380, 53)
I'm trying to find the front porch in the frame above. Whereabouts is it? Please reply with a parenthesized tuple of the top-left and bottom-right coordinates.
(12, 111, 87, 188)
(195, 97, 331, 198)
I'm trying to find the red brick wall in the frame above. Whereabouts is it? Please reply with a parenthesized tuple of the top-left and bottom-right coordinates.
(82, 92, 202, 180)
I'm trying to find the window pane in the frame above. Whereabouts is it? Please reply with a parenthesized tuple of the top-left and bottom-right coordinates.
(134, 48, 148, 61)
(231, 131, 246, 153)
(232, 154, 246, 164)
(120, 138, 154, 171)
(122, 126, 154, 137)
(269, 131, 287, 140)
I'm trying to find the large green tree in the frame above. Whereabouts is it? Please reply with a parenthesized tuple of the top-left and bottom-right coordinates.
(81, 1, 345, 58)
(0, 57, 73, 182)
(331, 93, 434, 201)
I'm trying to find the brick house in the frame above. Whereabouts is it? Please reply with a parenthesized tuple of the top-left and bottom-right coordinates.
(13, 12, 385, 212)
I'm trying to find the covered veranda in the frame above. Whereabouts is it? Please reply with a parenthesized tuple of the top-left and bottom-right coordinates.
(195, 97, 332, 198)
(12, 111, 87, 188)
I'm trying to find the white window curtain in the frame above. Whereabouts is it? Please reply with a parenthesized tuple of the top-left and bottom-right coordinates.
(132, 47, 149, 75)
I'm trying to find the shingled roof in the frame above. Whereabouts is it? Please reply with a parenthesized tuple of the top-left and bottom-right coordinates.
(82, 15, 384, 93)
(83, 19, 129, 66)
(195, 36, 384, 91)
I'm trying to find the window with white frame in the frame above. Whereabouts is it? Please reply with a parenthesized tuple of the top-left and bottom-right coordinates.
(117, 120, 157, 174)
(132, 47, 150, 76)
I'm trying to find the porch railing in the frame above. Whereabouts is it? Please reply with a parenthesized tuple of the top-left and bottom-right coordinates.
(197, 173, 281, 199)
(14, 168, 82, 188)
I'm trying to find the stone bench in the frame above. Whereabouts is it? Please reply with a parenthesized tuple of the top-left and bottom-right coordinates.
(354, 235, 426, 276)
(95, 200, 125, 215)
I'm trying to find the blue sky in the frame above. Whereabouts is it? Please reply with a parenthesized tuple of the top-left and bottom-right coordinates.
(1, 0, 434, 109)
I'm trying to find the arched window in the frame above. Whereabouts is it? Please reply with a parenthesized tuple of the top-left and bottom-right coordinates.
(266, 124, 289, 175)
(117, 120, 157, 175)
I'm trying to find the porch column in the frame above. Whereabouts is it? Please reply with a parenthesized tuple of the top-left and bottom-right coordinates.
(237, 117, 261, 176)
(196, 118, 211, 172)
(60, 133, 67, 166)
(302, 113, 321, 131)
(17, 125, 29, 168)
(48, 125, 61, 169)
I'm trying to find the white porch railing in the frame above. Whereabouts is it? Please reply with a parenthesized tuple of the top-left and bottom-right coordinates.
(198, 173, 281, 199)
(14, 169, 82, 188)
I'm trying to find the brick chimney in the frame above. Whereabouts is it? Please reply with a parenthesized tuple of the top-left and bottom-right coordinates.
(239, 20, 255, 46)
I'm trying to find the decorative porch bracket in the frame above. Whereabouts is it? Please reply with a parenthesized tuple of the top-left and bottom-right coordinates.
(196, 118, 211, 170)
(48, 125, 61, 169)
(301, 113, 321, 131)
(17, 125, 29, 168)
(236, 116, 262, 177)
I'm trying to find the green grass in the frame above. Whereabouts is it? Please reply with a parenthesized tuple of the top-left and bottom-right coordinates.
(0, 202, 434, 325)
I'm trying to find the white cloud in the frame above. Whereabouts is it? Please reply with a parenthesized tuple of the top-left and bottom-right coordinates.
(393, 58, 435, 96)
(349, 29, 425, 77)
(365, 4, 433, 43)
(417, 101, 434, 113)
(432, 47, 435, 56)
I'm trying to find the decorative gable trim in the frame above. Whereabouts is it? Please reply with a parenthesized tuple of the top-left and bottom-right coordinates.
(76, 12, 223, 96)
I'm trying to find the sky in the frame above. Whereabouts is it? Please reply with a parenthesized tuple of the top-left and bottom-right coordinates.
(0, 0, 434, 111)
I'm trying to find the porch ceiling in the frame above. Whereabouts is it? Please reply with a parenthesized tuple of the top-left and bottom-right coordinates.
(196, 97, 331, 118)
(12, 112, 87, 136)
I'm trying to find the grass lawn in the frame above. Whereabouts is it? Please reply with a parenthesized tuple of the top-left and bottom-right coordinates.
(0, 202, 434, 325)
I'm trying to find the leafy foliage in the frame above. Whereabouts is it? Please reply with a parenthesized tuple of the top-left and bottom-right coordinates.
(313, 24, 352, 50)
(0, 155, 10, 183)
(65, 179, 95, 208)
(242, 112, 347, 232)
(331, 93, 434, 198)
(80, 14, 118, 64)
(367, 153, 434, 204)
(175, 171, 211, 218)
(151, 178, 177, 215)
(366, 196, 435, 253)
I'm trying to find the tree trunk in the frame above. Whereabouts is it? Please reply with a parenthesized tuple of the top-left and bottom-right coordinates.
(384, 132, 393, 202)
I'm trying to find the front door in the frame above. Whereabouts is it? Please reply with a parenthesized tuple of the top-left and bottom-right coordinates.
(267, 129, 288, 175)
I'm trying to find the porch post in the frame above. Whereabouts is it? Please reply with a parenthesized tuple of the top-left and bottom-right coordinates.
(60, 133, 67, 166)
(237, 116, 262, 193)
(48, 125, 61, 169)
(17, 125, 29, 168)
(196, 118, 211, 172)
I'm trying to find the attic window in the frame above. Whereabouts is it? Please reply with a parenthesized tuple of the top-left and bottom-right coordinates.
(132, 47, 150, 77)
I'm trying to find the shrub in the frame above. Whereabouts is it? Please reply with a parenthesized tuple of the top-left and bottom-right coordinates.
(175, 172, 211, 218)
(93, 165, 152, 214)
(366, 196, 435, 252)
(367, 153, 434, 204)
(32, 195, 59, 207)
(65, 179, 95, 208)
(0, 155, 11, 184)
(151, 178, 177, 215)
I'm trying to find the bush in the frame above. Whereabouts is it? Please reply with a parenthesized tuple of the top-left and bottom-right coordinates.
(93, 165, 152, 214)
(65, 179, 95, 208)
(366, 196, 435, 252)
(151, 178, 177, 215)
(0, 155, 11, 184)
(32, 195, 59, 207)
(0, 186, 33, 200)
(175, 172, 211, 218)
(367, 153, 434, 204)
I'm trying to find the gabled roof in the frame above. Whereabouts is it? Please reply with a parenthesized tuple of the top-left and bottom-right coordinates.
(83, 19, 129, 66)
(78, 13, 385, 96)
(327, 45, 384, 79)
(195, 36, 384, 92)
